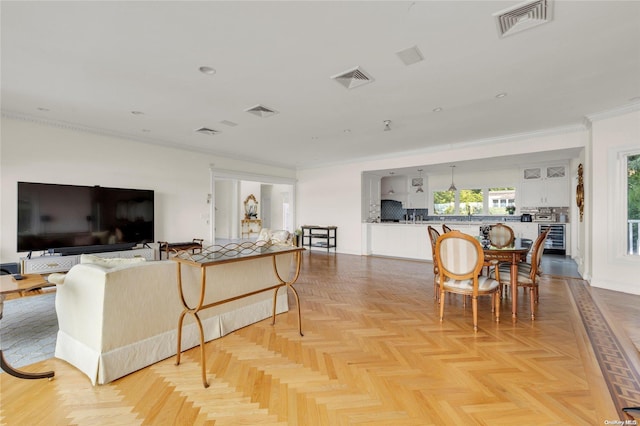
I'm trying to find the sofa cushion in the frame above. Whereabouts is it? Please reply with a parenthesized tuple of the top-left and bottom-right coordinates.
(271, 230, 290, 244)
(80, 254, 146, 269)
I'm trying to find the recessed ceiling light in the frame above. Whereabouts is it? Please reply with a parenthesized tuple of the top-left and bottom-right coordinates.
(37, 107, 50, 112)
(199, 66, 216, 75)
(432, 107, 443, 112)
(496, 92, 508, 98)
(141, 129, 150, 133)
(344, 129, 351, 133)
(131, 110, 144, 115)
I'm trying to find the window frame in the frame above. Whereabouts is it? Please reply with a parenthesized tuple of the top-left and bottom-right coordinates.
(610, 147, 640, 261)
(432, 186, 517, 215)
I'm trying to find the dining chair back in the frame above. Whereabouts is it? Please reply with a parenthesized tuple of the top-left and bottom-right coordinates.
(427, 226, 441, 300)
(493, 227, 551, 319)
(435, 230, 500, 331)
(488, 223, 514, 248)
(442, 224, 452, 233)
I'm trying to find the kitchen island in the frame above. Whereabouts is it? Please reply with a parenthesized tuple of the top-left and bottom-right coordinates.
(362, 220, 562, 261)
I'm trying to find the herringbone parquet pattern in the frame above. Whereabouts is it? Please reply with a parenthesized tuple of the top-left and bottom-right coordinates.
(1, 253, 637, 425)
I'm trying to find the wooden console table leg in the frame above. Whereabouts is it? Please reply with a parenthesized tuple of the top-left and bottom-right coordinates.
(175, 263, 210, 387)
(271, 251, 304, 336)
(0, 350, 54, 380)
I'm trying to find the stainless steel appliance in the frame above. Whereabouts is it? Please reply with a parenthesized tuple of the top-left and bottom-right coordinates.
(521, 214, 532, 222)
(534, 213, 556, 222)
(538, 224, 565, 254)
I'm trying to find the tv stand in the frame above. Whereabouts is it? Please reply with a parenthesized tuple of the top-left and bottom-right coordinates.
(21, 247, 155, 274)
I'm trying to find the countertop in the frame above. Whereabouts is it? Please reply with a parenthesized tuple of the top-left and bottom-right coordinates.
(364, 220, 565, 226)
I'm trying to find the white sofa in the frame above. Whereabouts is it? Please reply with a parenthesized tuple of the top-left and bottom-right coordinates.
(54, 253, 294, 385)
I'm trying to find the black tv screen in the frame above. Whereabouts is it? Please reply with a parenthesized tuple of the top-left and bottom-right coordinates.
(17, 182, 154, 254)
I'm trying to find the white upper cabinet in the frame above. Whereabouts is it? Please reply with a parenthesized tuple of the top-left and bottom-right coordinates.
(520, 165, 569, 207)
(380, 175, 408, 203)
(404, 174, 428, 208)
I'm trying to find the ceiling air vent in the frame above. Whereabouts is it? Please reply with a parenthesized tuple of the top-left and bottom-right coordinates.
(195, 127, 221, 136)
(331, 66, 373, 89)
(396, 45, 424, 66)
(494, 0, 553, 38)
(245, 104, 279, 118)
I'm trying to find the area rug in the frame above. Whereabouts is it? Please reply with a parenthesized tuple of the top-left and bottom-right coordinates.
(0, 292, 57, 370)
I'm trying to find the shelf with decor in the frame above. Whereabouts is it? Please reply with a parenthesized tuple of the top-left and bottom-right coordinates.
(301, 226, 337, 253)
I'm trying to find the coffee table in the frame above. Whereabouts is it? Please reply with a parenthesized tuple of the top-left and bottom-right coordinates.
(0, 273, 55, 380)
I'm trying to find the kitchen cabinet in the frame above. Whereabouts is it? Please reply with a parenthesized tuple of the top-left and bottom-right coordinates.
(520, 165, 569, 207)
(369, 223, 430, 260)
(380, 175, 408, 203)
(403, 174, 428, 208)
(405, 191, 427, 209)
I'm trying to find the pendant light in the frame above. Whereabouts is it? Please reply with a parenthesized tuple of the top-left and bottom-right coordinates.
(416, 169, 424, 193)
(448, 165, 457, 192)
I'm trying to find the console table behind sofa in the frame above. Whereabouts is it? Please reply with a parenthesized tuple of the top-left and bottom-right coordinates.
(54, 246, 299, 385)
(172, 243, 304, 387)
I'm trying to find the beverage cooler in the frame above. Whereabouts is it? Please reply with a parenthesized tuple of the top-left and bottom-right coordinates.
(538, 224, 565, 255)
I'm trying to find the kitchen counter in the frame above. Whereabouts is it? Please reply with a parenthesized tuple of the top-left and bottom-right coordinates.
(362, 221, 566, 260)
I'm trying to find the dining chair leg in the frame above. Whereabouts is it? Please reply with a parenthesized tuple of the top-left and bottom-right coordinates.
(495, 292, 500, 322)
(529, 287, 535, 320)
(439, 290, 445, 322)
(472, 296, 478, 332)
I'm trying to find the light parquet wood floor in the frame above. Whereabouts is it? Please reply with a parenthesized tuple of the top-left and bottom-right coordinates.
(1, 252, 639, 425)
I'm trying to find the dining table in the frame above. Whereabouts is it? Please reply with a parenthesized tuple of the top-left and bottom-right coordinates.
(480, 237, 532, 319)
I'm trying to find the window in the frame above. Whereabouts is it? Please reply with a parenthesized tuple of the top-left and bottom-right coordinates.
(458, 189, 483, 214)
(628, 153, 640, 255)
(433, 190, 455, 214)
(488, 187, 516, 214)
(433, 187, 516, 215)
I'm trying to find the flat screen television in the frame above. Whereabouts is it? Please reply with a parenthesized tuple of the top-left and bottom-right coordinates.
(17, 182, 154, 255)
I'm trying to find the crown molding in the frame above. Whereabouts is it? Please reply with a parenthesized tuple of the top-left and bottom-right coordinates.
(585, 102, 640, 122)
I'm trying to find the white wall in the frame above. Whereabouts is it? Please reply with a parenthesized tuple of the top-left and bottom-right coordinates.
(0, 116, 295, 263)
(589, 109, 640, 295)
(297, 129, 587, 256)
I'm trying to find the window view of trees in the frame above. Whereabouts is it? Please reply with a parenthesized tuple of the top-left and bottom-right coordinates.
(628, 153, 640, 255)
(433, 191, 454, 214)
(433, 187, 515, 215)
(458, 189, 483, 214)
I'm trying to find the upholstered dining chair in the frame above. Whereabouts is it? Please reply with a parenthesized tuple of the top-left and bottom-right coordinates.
(435, 230, 501, 331)
(483, 223, 515, 275)
(427, 226, 441, 301)
(492, 227, 551, 320)
(442, 224, 452, 234)
(488, 223, 514, 248)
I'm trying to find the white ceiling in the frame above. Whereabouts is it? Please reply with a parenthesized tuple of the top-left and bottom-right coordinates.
(2, 1, 639, 170)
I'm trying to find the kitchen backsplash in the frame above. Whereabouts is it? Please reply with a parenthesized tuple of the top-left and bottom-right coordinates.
(381, 200, 428, 221)
(380, 200, 569, 223)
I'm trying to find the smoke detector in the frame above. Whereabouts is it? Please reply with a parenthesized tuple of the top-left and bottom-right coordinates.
(245, 104, 279, 118)
(331, 66, 374, 89)
(494, 0, 553, 38)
